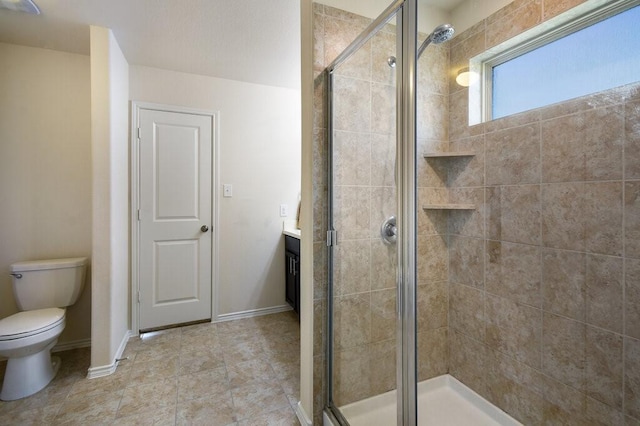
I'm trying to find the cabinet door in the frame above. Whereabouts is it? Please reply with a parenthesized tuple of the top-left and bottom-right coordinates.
(294, 255, 300, 316)
(285, 250, 297, 310)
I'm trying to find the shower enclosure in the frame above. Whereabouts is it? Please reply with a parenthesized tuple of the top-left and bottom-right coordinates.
(315, 0, 640, 424)
(324, 0, 456, 423)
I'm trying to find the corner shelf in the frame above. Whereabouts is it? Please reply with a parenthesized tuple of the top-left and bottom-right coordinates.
(423, 151, 475, 158)
(423, 204, 476, 210)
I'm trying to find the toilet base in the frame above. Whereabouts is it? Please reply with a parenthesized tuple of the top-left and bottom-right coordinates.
(0, 340, 60, 401)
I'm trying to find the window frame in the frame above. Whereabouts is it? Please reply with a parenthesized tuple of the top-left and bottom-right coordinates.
(467, 0, 640, 125)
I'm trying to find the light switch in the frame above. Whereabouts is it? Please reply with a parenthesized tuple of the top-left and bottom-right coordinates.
(223, 184, 233, 197)
(280, 204, 288, 217)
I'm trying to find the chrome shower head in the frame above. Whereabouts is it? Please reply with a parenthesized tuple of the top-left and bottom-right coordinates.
(430, 24, 455, 44)
(418, 23, 455, 58)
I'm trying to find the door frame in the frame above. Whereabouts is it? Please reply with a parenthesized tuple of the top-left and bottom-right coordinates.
(130, 101, 220, 335)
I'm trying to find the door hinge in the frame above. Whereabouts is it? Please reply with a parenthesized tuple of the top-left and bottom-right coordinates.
(137, 209, 140, 221)
(326, 230, 337, 247)
(137, 291, 141, 303)
(137, 127, 141, 140)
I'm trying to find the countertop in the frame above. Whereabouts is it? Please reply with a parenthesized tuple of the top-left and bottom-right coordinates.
(283, 227, 301, 239)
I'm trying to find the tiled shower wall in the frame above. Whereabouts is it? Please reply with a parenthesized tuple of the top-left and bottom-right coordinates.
(311, 3, 450, 422)
(314, 0, 640, 425)
(447, 0, 640, 424)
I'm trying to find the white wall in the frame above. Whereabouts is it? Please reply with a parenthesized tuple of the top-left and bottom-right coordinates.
(0, 43, 92, 346)
(129, 66, 301, 317)
(319, 0, 450, 33)
(451, 0, 512, 34)
(89, 26, 130, 370)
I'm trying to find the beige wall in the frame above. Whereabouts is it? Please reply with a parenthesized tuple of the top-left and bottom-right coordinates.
(0, 43, 92, 346)
(129, 65, 301, 317)
(89, 26, 130, 370)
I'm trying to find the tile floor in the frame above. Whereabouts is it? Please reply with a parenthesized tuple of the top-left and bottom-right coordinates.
(0, 311, 301, 425)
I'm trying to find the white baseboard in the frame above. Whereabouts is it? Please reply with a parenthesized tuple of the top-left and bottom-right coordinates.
(52, 338, 91, 353)
(215, 304, 293, 323)
(295, 401, 313, 426)
(87, 330, 131, 379)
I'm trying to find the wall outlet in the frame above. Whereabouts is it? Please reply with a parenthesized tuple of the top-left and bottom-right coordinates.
(280, 204, 288, 217)
(223, 184, 233, 197)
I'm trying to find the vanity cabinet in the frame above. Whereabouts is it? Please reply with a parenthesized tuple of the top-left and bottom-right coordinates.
(285, 235, 300, 317)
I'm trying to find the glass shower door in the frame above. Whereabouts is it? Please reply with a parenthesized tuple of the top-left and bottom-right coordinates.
(325, 1, 417, 423)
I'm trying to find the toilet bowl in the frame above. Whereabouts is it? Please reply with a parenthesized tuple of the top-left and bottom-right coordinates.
(0, 308, 66, 401)
(0, 257, 87, 401)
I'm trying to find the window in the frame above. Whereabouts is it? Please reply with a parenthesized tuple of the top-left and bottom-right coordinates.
(470, 0, 640, 123)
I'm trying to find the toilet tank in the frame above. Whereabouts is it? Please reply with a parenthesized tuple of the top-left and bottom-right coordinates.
(10, 257, 89, 311)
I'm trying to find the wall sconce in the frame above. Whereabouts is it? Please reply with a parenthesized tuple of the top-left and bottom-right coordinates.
(0, 0, 40, 14)
(456, 67, 478, 87)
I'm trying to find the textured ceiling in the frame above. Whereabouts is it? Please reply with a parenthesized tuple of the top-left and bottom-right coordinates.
(0, 0, 461, 90)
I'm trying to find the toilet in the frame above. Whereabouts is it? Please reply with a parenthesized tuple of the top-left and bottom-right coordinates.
(0, 257, 88, 401)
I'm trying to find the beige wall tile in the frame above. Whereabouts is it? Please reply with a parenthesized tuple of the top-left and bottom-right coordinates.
(487, 185, 541, 245)
(542, 248, 585, 321)
(625, 337, 640, 419)
(543, 0, 586, 20)
(371, 82, 396, 135)
(486, 294, 542, 368)
(627, 258, 640, 340)
(626, 181, 640, 259)
(333, 131, 371, 186)
(626, 101, 640, 180)
(417, 328, 448, 381)
(450, 89, 485, 140)
(486, 241, 541, 307)
(584, 182, 623, 256)
(334, 293, 371, 350)
(486, 0, 542, 48)
(584, 396, 626, 426)
(485, 124, 540, 185)
(449, 282, 485, 341)
(417, 93, 448, 141)
(332, 75, 371, 133)
(418, 43, 449, 96)
(541, 374, 587, 424)
(371, 289, 396, 342)
(418, 235, 449, 283)
(542, 313, 585, 391)
(333, 185, 371, 240)
(485, 349, 544, 424)
(371, 30, 396, 86)
(448, 135, 485, 188)
(585, 326, 623, 410)
(333, 239, 371, 296)
(371, 186, 396, 239)
(541, 182, 585, 251)
(449, 236, 484, 288)
(370, 239, 396, 291)
(585, 254, 623, 333)
(323, 15, 369, 70)
(449, 329, 486, 394)
(333, 346, 371, 406)
(449, 187, 485, 238)
(369, 340, 396, 396)
(371, 133, 396, 187)
(417, 281, 448, 331)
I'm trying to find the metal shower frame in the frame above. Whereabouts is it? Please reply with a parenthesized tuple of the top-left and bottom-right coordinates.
(323, 0, 419, 424)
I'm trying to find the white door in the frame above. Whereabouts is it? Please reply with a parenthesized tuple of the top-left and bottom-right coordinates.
(138, 108, 213, 331)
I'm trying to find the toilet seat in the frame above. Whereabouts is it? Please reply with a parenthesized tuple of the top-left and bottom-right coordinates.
(0, 308, 65, 341)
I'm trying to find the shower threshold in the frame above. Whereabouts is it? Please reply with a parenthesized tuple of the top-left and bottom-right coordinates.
(327, 374, 522, 426)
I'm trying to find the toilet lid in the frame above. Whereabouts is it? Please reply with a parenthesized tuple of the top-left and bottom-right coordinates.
(0, 308, 65, 339)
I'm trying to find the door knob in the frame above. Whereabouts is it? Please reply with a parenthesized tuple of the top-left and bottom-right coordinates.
(200, 225, 209, 232)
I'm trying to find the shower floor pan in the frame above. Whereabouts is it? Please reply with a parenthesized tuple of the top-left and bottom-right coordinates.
(331, 374, 522, 426)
